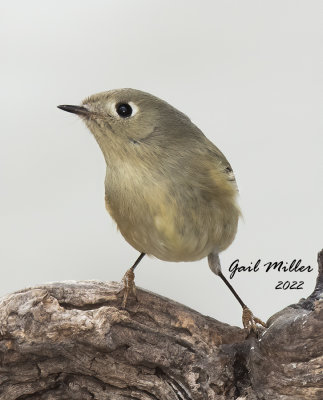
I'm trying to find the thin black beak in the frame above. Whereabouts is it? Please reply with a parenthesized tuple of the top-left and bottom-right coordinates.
(57, 104, 90, 116)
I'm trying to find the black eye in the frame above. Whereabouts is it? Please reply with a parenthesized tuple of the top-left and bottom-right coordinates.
(116, 103, 132, 118)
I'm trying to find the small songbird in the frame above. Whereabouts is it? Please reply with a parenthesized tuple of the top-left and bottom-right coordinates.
(58, 88, 265, 330)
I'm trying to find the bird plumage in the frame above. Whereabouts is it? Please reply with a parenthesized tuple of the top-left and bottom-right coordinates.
(79, 88, 240, 261)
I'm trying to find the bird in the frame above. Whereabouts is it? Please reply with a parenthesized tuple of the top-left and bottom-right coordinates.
(58, 88, 266, 331)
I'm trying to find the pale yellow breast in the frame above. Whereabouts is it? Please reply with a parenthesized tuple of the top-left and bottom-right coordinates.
(104, 155, 240, 262)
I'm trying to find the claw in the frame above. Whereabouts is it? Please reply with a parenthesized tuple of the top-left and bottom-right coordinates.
(242, 306, 266, 333)
(121, 268, 137, 308)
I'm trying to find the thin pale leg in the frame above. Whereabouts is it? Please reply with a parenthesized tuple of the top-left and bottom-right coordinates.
(208, 251, 266, 332)
(121, 252, 145, 308)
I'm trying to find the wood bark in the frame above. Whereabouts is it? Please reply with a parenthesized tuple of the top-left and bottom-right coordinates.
(0, 250, 322, 400)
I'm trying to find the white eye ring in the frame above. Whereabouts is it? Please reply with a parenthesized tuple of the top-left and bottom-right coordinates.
(111, 101, 138, 118)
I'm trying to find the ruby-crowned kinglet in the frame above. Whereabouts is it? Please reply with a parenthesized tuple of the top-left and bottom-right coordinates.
(58, 89, 265, 330)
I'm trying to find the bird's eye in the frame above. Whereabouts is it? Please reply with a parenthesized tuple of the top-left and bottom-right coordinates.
(116, 103, 132, 118)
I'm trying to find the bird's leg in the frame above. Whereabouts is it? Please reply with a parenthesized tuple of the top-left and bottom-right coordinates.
(217, 271, 266, 332)
(121, 252, 145, 308)
(208, 252, 266, 332)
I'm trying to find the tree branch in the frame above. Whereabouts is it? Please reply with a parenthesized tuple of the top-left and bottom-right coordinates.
(0, 250, 322, 399)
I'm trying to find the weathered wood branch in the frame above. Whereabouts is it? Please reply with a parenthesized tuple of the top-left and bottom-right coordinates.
(0, 250, 322, 400)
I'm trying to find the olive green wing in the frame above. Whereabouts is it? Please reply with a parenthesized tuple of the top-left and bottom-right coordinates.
(204, 139, 238, 191)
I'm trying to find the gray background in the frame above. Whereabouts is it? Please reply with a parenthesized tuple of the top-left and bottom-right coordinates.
(1, 0, 322, 327)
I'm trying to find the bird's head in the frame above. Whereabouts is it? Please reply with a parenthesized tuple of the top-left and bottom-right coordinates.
(58, 88, 196, 164)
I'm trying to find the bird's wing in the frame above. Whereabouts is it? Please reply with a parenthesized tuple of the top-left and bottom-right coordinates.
(205, 140, 239, 191)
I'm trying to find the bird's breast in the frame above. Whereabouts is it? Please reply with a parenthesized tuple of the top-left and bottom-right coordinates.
(104, 162, 239, 262)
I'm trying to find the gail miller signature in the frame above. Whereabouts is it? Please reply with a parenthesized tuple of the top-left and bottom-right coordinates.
(228, 259, 314, 290)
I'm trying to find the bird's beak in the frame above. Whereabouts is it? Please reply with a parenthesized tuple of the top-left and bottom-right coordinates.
(57, 104, 90, 117)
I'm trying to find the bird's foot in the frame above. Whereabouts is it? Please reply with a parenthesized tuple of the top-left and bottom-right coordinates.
(242, 306, 267, 333)
(121, 268, 137, 308)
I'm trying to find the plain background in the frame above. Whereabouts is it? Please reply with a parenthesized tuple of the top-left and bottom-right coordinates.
(1, 1, 322, 327)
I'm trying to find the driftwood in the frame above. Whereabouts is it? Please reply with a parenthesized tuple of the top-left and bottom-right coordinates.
(0, 250, 322, 400)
